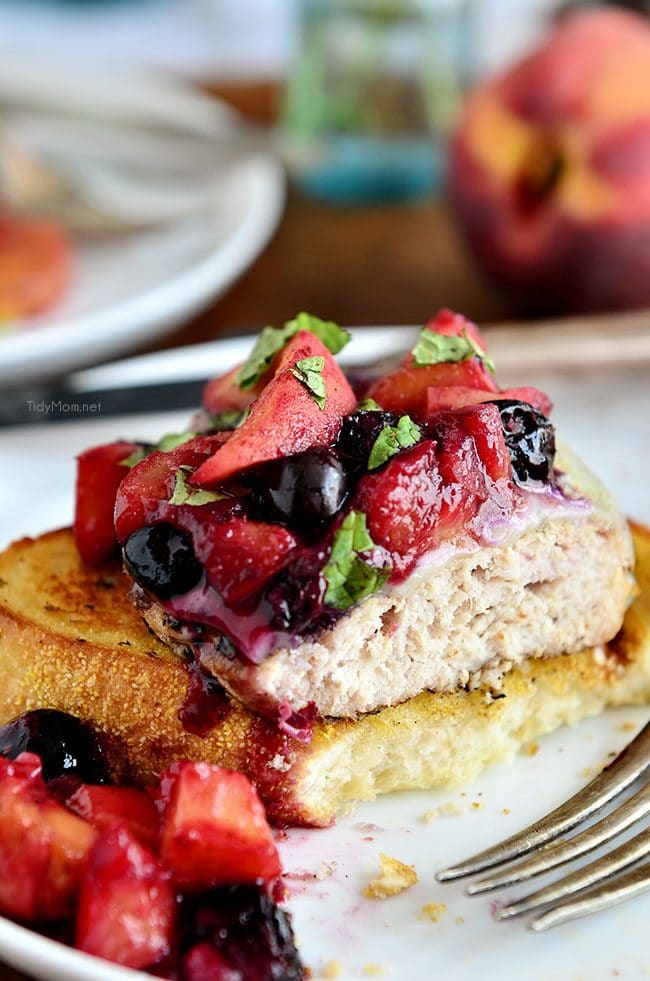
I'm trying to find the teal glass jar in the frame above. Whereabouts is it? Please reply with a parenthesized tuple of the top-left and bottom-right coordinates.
(282, 0, 464, 203)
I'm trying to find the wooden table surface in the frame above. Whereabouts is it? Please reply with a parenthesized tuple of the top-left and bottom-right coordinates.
(0, 82, 519, 981)
(151, 187, 518, 354)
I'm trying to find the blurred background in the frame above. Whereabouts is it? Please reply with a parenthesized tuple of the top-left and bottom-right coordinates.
(1, 0, 649, 385)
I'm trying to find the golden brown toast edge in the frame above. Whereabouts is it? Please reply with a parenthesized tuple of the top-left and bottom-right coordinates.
(0, 525, 649, 827)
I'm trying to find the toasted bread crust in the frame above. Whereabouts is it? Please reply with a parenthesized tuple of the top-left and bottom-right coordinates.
(0, 525, 649, 826)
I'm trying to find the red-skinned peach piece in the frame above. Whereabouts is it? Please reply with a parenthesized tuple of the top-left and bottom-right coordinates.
(75, 441, 143, 565)
(202, 365, 265, 417)
(0, 762, 96, 921)
(445, 403, 511, 483)
(354, 403, 513, 578)
(191, 331, 356, 488)
(425, 384, 552, 417)
(367, 310, 498, 417)
(66, 785, 161, 853)
(114, 434, 232, 544)
(159, 762, 281, 888)
(199, 518, 298, 606)
(76, 826, 175, 969)
(354, 440, 444, 575)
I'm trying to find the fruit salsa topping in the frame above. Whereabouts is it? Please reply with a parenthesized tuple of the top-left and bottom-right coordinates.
(75, 309, 558, 674)
(0, 710, 305, 980)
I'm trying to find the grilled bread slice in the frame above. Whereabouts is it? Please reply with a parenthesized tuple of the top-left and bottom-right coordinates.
(0, 524, 648, 827)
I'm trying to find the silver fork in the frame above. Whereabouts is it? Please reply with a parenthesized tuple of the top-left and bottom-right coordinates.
(436, 720, 650, 931)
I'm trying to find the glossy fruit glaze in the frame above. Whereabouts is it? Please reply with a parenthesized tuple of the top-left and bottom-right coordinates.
(75, 310, 562, 671)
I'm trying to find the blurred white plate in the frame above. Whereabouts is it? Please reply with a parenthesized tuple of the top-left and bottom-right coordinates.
(0, 58, 284, 386)
(0, 329, 649, 980)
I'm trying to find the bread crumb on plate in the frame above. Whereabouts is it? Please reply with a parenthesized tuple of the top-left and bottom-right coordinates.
(422, 801, 466, 822)
(364, 853, 418, 898)
(420, 902, 448, 923)
(322, 961, 343, 978)
(316, 861, 336, 880)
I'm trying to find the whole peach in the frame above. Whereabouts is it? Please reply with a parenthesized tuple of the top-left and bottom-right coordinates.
(449, 8, 650, 314)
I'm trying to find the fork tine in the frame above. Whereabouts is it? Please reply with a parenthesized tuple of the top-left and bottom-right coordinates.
(436, 721, 650, 882)
(529, 859, 650, 931)
(498, 824, 650, 918)
(467, 781, 650, 895)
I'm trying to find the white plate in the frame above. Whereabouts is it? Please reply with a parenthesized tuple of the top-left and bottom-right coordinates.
(0, 328, 649, 981)
(0, 61, 284, 387)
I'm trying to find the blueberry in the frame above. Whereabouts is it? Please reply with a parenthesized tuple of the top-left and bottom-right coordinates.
(266, 551, 328, 634)
(180, 884, 304, 981)
(249, 449, 347, 530)
(492, 400, 556, 487)
(0, 709, 109, 784)
(123, 523, 202, 599)
(337, 410, 400, 472)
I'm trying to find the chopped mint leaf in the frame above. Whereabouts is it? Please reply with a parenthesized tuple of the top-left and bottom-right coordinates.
(285, 312, 351, 355)
(368, 415, 421, 471)
(120, 432, 198, 468)
(291, 355, 326, 409)
(323, 511, 390, 610)
(236, 323, 296, 391)
(235, 312, 350, 391)
(169, 466, 230, 506)
(411, 327, 495, 374)
(464, 330, 496, 372)
(119, 446, 148, 469)
(158, 431, 196, 452)
(207, 409, 242, 432)
(357, 397, 383, 412)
